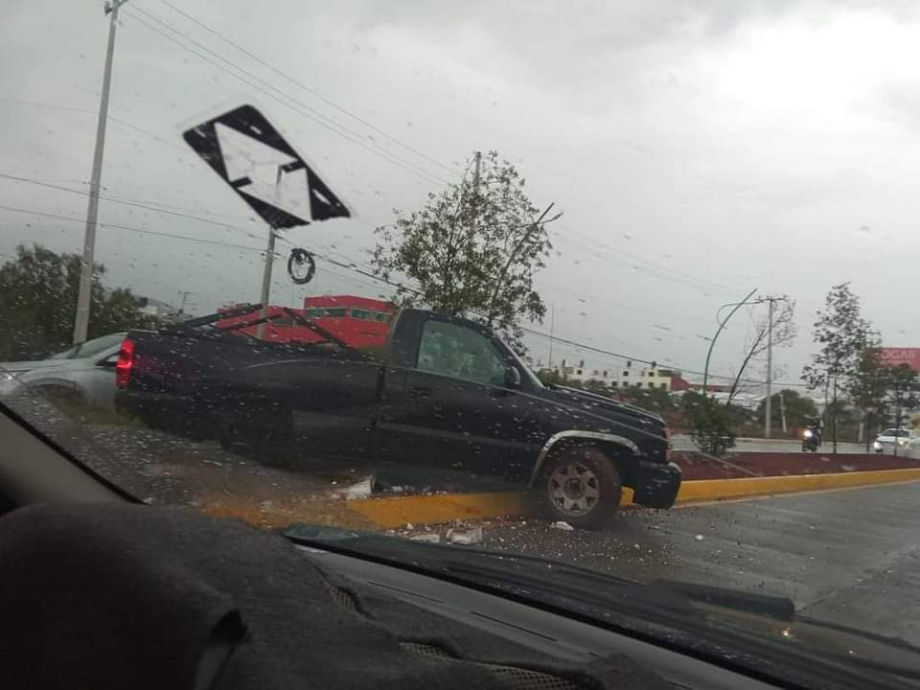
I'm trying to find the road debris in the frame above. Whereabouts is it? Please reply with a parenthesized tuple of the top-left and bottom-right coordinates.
(448, 526, 483, 545)
(339, 475, 376, 500)
(410, 533, 441, 544)
(551, 521, 575, 531)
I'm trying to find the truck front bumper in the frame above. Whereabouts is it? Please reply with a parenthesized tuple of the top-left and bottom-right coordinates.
(632, 460, 682, 509)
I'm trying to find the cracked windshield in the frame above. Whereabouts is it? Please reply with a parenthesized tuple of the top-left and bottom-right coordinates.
(4, 0, 920, 683)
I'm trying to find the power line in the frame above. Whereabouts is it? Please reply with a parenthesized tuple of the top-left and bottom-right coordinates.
(0, 203, 264, 254)
(556, 222, 742, 294)
(0, 97, 194, 155)
(547, 225, 740, 297)
(0, 172, 267, 242)
(158, 0, 463, 179)
(123, 7, 452, 188)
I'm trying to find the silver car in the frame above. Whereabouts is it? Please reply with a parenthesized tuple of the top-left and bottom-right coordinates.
(0, 333, 127, 409)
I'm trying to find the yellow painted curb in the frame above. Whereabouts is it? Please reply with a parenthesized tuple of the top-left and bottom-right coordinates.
(348, 491, 528, 529)
(674, 467, 920, 504)
(347, 468, 920, 528)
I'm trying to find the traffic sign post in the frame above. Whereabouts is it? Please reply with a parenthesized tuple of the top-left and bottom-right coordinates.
(182, 104, 350, 337)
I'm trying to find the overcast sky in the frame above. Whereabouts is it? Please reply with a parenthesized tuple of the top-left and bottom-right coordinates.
(3, 0, 920, 388)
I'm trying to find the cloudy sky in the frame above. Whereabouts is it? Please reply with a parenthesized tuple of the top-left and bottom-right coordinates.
(3, 0, 920, 388)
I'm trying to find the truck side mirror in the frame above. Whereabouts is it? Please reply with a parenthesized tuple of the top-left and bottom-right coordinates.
(504, 365, 522, 389)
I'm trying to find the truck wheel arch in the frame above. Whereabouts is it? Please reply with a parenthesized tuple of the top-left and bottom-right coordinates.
(527, 431, 639, 489)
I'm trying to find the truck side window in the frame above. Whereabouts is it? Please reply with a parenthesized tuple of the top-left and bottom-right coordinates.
(417, 320, 506, 385)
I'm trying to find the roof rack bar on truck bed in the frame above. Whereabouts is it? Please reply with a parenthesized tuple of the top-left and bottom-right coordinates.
(165, 303, 263, 332)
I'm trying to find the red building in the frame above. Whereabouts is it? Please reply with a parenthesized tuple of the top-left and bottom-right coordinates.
(217, 295, 394, 348)
(879, 347, 920, 372)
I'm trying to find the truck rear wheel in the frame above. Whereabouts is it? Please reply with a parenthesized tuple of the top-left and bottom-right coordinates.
(537, 447, 621, 530)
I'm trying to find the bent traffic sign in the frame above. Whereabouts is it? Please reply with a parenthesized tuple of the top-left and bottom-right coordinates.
(183, 104, 350, 229)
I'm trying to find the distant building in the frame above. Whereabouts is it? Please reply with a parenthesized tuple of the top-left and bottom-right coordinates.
(536, 359, 680, 391)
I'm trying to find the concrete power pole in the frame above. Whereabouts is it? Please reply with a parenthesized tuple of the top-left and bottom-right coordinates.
(471, 150, 481, 231)
(760, 295, 789, 438)
(473, 151, 481, 196)
(73, 0, 130, 345)
(764, 298, 775, 438)
(256, 167, 284, 340)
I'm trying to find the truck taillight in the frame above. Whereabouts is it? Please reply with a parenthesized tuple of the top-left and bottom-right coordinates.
(116, 339, 134, 388)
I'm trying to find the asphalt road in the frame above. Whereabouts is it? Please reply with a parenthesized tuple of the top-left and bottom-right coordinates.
(483, 481, 920, 647)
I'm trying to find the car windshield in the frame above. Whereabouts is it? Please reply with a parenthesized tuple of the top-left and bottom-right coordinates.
(5, 2, 920, 686)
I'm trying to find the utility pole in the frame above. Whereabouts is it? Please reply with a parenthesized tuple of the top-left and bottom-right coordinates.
(73, 0, 130, 345)
(256, 167, 284, 340)
(177, 291, 193, 316)
(548, 303, 555, 369)
(256, 228, 277, 340)
(893, 383, 902, 458)
(779, 390, 788, 434)
(832, 374, 839, 455)
(764, 298, 775, 438)
(470, 150, 481, 235)
(758, 295, 787, 438)
(472, 151, 481, 200)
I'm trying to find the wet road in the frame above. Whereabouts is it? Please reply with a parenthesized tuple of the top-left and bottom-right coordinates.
(484, 481, 920, 646)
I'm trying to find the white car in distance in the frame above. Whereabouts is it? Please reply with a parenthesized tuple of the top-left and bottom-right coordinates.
(872, 428, 915, 454)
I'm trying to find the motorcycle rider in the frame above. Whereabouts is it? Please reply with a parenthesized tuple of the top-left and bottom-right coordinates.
(802, 417, 822, 451)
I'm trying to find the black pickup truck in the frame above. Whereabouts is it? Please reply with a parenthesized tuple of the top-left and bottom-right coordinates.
(115, 305, 680, 528)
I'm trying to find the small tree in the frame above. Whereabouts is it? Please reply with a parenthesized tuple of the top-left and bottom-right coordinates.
(372, 151, 555, 350)
(581, 379, 612, 395)
(623, 386, 674, 413)
(685, 391, 736, 457)
(0, 244, 155, 360)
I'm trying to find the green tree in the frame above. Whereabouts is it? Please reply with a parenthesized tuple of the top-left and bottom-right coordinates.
(371, 151, 555, 349)
(850, 347, 893, 445)
(536, 369, 567, 387)
(623, 386, 674, 413)
(801, 283, 878, 443)
(884, 363, 920, 432)
(684, 391, 736, 457)
(0, 244, 155, 360)
(581, 378, 611, 395)
(754, 389, 818, 432)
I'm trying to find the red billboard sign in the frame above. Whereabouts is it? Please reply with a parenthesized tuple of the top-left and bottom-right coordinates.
(879, 348, 920, 371)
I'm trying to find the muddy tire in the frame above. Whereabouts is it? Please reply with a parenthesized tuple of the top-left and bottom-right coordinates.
(536, 446, 621, 530)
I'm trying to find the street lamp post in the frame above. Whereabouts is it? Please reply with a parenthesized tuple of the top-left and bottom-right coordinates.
(701, 289, 758, 397)
(73, 0, 130, 345)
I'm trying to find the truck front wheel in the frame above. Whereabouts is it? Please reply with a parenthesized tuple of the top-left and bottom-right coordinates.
(537, 447, 621, 530)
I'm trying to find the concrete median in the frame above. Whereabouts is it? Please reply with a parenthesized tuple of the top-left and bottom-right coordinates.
(346, 466, 920, 528)
(195, 459, 920, 530)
